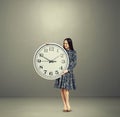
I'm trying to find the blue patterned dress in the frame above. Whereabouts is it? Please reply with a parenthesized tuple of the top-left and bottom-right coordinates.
(54, 49, 77, 90)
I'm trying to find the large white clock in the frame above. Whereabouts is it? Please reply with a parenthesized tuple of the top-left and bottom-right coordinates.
(33, 43, 69, 80)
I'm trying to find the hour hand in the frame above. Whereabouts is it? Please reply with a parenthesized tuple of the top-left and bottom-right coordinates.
(49, 60, 56, 63)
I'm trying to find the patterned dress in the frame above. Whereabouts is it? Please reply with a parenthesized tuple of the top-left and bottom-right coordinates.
(54, 49, 77, 90)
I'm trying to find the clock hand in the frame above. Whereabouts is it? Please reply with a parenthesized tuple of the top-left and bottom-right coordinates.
(51, 55, 60, 61)
(49, 55, 60, 63)
(41, 56, 51, 62)
(40, 53, 59, 63)
(49, 55, 62, 63)
(41, 60, 49, 62)
(41, 56, 56, 63)
(49, 60, 56, 63)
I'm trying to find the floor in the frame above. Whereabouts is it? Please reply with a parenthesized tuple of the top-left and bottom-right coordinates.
(0, 97, 120, 117)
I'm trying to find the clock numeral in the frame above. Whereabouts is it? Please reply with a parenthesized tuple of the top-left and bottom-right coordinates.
(59, 66, 63, 70)
(61, 60, 65, 63)
(60, 54, 64, 58)
(39, 53, 44, 57)
(44, 70, 47, 74)
(55, 70, 59, 74)
(39, 66, 43, 69)
(37, 59, 41, 63)
(44, 48, 48, 52)
(57, 49, 59, 52)
(49, 47, 54, 51)
(49, 72, 53, 75)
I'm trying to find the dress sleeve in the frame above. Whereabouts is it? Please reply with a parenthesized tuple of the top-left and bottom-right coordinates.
(68, 51, 77, 71)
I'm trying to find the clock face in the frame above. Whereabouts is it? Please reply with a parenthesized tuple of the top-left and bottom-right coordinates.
(33, 43, 69, 80)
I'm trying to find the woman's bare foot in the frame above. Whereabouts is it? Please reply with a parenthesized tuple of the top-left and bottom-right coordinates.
(67, 105, 72, 112)
(63, 105, 67, 112)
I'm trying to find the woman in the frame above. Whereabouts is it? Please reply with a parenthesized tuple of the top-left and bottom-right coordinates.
(54, 38, 77, 112)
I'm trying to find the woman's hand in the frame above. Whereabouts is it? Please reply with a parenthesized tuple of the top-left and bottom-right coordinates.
(64, 70, 68, 74)
(61, 70, 68, 75)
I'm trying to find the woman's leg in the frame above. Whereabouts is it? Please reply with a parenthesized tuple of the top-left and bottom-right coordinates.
(64, 89, 71, 111)
(60, 89, 67, 110)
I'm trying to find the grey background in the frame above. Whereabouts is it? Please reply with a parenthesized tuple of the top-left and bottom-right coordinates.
(0, 0, 120, 97)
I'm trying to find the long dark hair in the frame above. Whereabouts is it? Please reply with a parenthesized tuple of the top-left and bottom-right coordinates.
(63, 38, 74, 50)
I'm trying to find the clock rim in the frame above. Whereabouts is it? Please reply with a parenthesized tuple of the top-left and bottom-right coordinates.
(33, 43, 69, 80)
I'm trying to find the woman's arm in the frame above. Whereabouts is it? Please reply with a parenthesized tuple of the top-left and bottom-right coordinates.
(68, 51, 77, 72)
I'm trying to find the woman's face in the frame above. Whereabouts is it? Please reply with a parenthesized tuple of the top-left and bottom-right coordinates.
(63, 40, 69, 50)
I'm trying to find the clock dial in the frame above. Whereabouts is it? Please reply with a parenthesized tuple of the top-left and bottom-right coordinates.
(33, 43, 69, 80)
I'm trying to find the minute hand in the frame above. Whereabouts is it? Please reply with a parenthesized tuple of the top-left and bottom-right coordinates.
(41, 56, 51, 62)
(51, 55, 60, 61)
(41, 56, 56, 63)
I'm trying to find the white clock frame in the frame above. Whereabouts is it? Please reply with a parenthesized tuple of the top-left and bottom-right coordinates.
(33, 43, 69, 80)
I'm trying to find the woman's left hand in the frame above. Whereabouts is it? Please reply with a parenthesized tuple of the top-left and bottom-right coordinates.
(61, 70, 68, 75)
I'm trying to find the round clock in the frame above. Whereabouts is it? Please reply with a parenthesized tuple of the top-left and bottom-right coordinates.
(33, 43, 69, 80)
